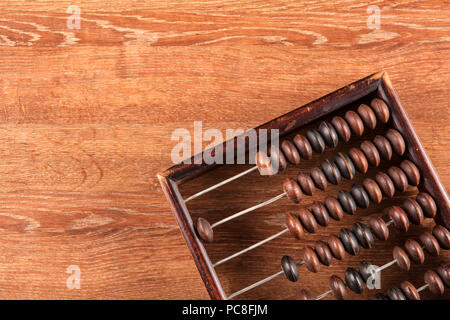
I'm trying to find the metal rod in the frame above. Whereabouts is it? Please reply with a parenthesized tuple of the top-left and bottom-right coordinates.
(316, 290, 332, 300)
(375, 259, 397, 273)
(417, 284, 429, 292)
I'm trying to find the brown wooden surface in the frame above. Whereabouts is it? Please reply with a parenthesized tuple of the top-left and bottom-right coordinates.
(0, 1, 448, 299)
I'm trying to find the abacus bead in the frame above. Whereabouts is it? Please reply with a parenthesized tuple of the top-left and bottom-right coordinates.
(388, 206, 410, 232)
(331, 116, 351, 143)
(373, 135, 393, 161)
(369, 216, 389, 241)
(281, 255, 299, 282)
(350, 184, 370, 209)
(402, 199, 424, 225)
(256, 151, 276, 176)
(196, 218, 214, 243)
(358, 261, 373, 282)
(345, 268, 365, 294)
(281, 140, 301, 165)
(375, 172, 395, 198)
(360, 140, 381, 167)
(345, 111, 364, 136)
(370, 98, 390, 123)
(348, 148, 368, 174)
(269, 145, 288, 172)
(373, 293, 389, 300)
(334, 152, 355, 180)
(328, 235, 346, 260)
(298, 208, 318, 233)
(416, 193, 437, 218)
(352, 222, 374, 249)
(362, 178, 382, 204)
(330, 275, 348, 300)
(424, 270, 445, 295)
(293, 134, 313, 160)
(432, 225, 450, 249)
(400, 281, 420, 300)
(338, 190, 357, 215)
(315, 240, 333, 266)
(306, 129, 326, 153)
(340, 228, 360, 255)
(393, 246, 411, 271)
(400, 160, 420, 186)
(310, 202, 330, 227)
(297, 173, 316, 196)
(386, 129, 405, 156)
(318, 121, 339, 148)
(404, 239, 425, 264)
(298, 289, 314, 300)
(419, 232, 440, 256)
(324, 196, 344, 221)
(310, 167, 328, 191)
(436, 264, 450, 287)
(387, 287, 407, 300)
(321, 159, 342, 185)
(302, 246, 321, 273)
(283, 178, 303, 203)
(357, 104, 377, 130)
(286, 213, 304, 240)
(387, 166, 408, 192)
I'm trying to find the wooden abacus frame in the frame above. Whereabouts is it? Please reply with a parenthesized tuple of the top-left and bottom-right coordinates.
(157, 71, 450, 300)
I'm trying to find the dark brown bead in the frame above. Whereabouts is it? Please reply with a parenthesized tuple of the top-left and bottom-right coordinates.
(330, 275, 348, 300)
(297, 173, 316, 196)
(311, 202, 330, 227)
(286, 213, 304, 240)
(369, 216, 389, 241)
(360, 140, 381, 167)
(359, 261, 374, 282)
(310, 167, 328, 191)
(281, 255, 299, 282)
(318, 121, 339, 148)
(324, 196, 344, 221)
(352, 222, 374, 249)
(338, 190, 357, 215)
(373, 135, 393, 161)
(404, 239, 425, 264)
(424, 270, 445, 295)
(293, 134, 313, 160)
(328, 235, 346, 260)
(345, 267, 365, 294)
(315, 240, 333, 266)
(340, 228, 359, 255)
(334, 152, 355, 180)
(298, 208, 318, 233)
(436, 264, 450, 288)
(306, 129, 325, 153)
(370, 98, 390, 123)
(385, 129, 405, 156)
(357, 104, 377, 130)
(416, 193, 437, 218)
(400, 281, 420, 300)
(393, 246, 411, 271)
(387, 166, 408, 192)
(331, 116, 351, 143)
(375, 172, 395, 198)
(269, 145, 288, 172)
(350, 184, 370, 209)
(256, 151, 277, 176)
(402, 199, 424, 225)
(302, 246, 321, 273)
(196, 218, 213, 243)
(432, 225, 450, 250)
(298, 289, 313, 300)
(399, 160, 420, 186)
(345, 110, 364, 136)
(388, 206, 410, 232)
(283, 178, 303, 203)
(362, 178, 382, 204)
(281, 140, 301, 165)
(419, 232, 440, 256)
(373, 293, 389, 300)
(348, 147, 368, 174)
(321, 159, 342, 185)
(387, 287, 407, 300)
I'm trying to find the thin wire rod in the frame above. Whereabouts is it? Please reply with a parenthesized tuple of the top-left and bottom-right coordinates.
(316, 290, 332, 300)
(375, 259, 397, 273)
(417, 284, 429, 292)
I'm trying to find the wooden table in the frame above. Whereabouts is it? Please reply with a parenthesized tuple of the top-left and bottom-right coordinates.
(0, 1, 448, 299)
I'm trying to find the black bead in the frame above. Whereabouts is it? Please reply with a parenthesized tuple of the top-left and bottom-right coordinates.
(322, 159, 342, 185)
(345, 267, 365, 294)
(338, 190, 356, 214)
(387, 287, 407, 300)
(340, 228, 360, 255)
(281, 255, 299, 282)
(334, 152, 356, 180)
(373, 293, 389, 300)
(358, 261, 374, 282)
(306, 129, 326, 153)
(350, 184, 370, 209)
(318, 121, 339, 148)
(352, 222, 374, 249)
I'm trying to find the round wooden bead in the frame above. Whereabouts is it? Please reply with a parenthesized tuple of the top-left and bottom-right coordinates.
(302, 246, 321, 273)
(331, 116, 351, 143)
(298, 289, 313, 300)
(370, 98, 390, 123)
(393, 246, 411, 271)
(400, 281, 420, 300)
(404, 239, 425, 264)
(388, 166, 409, 192)
(311, 202, 330, 227)
(348, 147, 368, 174)
(386, 129, 405, 156)
(269, 145, 288, 171)
(330, 275, 348, 300)
(256, 151, 277, 176)
(424, 270, 445, 295)
(362, 178, 382, 204)
(402, 199, 424, 225)
(350, 184, 370, 209)
(338, 190, 357, 215)
(298, 208, 318, 233)
(373, 293, 389, 300)
(293, 134, 313, 160)
(400, 160, 420, 186)
(328, 235, 346, 260)
(315, 240, 333, 266)
(345, 110, 364, 136)
(436, 264, 450, 288)
(281, 255, 299, 282)
(283, 178, 303, 203)
(352, 222, 374, 249)
(357, 104, 377, 130)
(359, 261, 374, 282)
(286, 213, 304, 240)
(387, 287, 407, 300)
(375, 172, 395, 198)
(419, 232, 440, 256)
(340, 228, 359, 255)
(432, 225, 450, 250)
(345, 267, 365, 294)
(369, 216, 389, 241)
(416, 193, 437, 218)
(360, 140, 381, 167)
(310, 167, 328, 191)
(321, 159, 342, 185)
(281, 140, 301, 165)
(306, 129, 326, 153)
(318, 121, 339, 148)
(388, 206, 410, 232)
(334, 152, 355, 180)
(196, 218, 213, 243)
(297, 173, 316, 196)
(324, 196, 344, 221)
(373, 135, 393, 161)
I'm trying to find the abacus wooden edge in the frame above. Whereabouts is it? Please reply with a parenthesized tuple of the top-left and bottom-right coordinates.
(157, 71, 450, 300)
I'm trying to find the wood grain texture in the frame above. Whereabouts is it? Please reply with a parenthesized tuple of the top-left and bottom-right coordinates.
(0, 1, 448, 299)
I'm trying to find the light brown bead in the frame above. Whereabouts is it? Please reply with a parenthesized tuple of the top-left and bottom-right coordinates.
(345, 110, 364, 136)
(283, 178, 303, 203)
(375, 172, 395, 198)
(405, 239, 425, 264)
(360, 140, 381, 167)
(393, 246, 411, 271)
(331, 116, 351, 143)
(373, 135, 393, 161)
(402, 199, 424, 225)
(324, 196, 344, 221)
(400, 160, 420, 186)
(385, 129, 405, 156)
(281, 140, 301, 165)
(330, 275, 348, 300)
(348, 147, 368, 174)
(388, 166, 409, 192)
(293, 134, 313, 160)
(370, 98, 390, 123)
(369, 216, 389, 241)
(196, 218, 214, 243)
(297, 173, 316, 196)
(286, 213, 304, 240)
(400, 281, 420, 300)
(256, 151, 276, 176)
(328, 235, 346, 260)
(315, 240, 333, 266)
(302, 246, 321, 273)
(310, 167, 328, 191)
(298, 289, 314, 300)
(298, 208, 318, 233)
(362, 178, 382, 204)
(416, 193, 437, 218)
(432, 225, 450, 250)
(419, 232, 440, 256)
(310, 202, 330, 227)
(388, 206, 410, 232)
(436, 264, 450, 288)
(357, 104, 377, 130)
(424, 270, 445, 295)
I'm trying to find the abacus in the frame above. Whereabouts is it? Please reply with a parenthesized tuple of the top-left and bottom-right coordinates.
(158, 72, 450, 300)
